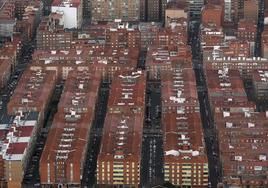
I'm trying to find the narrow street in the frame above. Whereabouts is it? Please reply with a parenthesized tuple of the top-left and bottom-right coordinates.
(22, 85, 63, 187)
(81, 82, 110, 187)
(141, 79, 164, 187)
(189, 20, 222, 187)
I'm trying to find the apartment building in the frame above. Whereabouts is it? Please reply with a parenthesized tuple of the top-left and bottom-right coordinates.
(97, 70, 146, 187)
(40, 69, 101, 186)
(91, 0, 139, 22)
(7, 69, 57, 121)
(146, 45, 192, 79)
(161, 65, 208, 187)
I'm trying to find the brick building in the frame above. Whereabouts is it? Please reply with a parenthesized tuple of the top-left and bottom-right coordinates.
(243, 0, 259, 23)
(205, 69, 252, 113)
(73, 21, 140, 49)
(0, 37, 22, 71)
(161, 65, 208, 187)
(0, 1, 15, 20)
(161, 67, 199, 114)
(200, 25, 225, 47)
(13, 0, 33, 20)
(0, 120, 10, 188)
(205, 67, 268, 186)
(31, 47, 139, 80)
(7, 69, 57, 121)
(201, 4, 223, 28)
(105, 22, 141, 49)
(40, 69, 101, 186)
(15, 3, 42, 41)
(91, 0, 139, 22)
(237, 19, 257, 53)
(36, 13, 73, 50)
(163, 113, 208, 186)
(0, 155, 4, 187)
(155, 22, 188, 47)
(202, 40, 251, 60)
(222, 0, 244, 25)
(203, 57, 268, 78)
(146, 45, 192, 79)
(139, 22, 162, 51)
(215, 112, 268, 186)
(97, 70, 146, 187)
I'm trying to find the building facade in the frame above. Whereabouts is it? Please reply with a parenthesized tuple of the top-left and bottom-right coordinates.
(91, 0, 139, 22)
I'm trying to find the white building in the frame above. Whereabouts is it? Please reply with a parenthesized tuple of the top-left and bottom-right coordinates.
(0, 112, 40, 188)
(51, 0, 82, 29)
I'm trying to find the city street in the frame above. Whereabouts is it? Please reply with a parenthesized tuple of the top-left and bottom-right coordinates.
(1, 0, 267, 187)
(189, 20, 222, 187)
(255, 0, 264, 57)
(22, 85, 63, 187)
(0, 40, 35, 122)
(81, 82, 110, 187)
(141, 79, 164, 187)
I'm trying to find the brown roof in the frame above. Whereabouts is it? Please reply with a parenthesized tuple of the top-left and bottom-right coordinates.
(215, 112, 268, 184)
(161, 67, 199, 108)
(99, 112, 143, 160)
(8, 68, 57, 114)
(205, 69, 247, 102)
(163, 112, 207, 163)
(98, 70, 146, 162)
(41, 70, 101, 164)
(107, 70, 146, 110)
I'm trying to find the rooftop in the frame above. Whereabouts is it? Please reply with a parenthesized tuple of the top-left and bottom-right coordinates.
(33, 47, 139, 67)
(41, 70, 101, 163)
(99, 70, 145, 161)
(215, 111, 268, 183)
(161, 67, 199, 110)
(206, 56, 268, 62)
(163, 112, 207, 163)
(99, 113, 143, 160)
(51, 0, 80, 7)
(238, 19, 257, 31)
(107, 70, 146, 110)
(8, 69, 57, 114)
(146, 46, 192, 67)
(206, 69, 247, 102)
(0, 112, 39, 161)
(252, 69, 268, 82)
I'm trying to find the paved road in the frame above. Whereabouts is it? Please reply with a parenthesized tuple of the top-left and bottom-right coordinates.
(141, 80, 164, 187)
(81, 82, 110, 187)
(254, 0, 264, 57)
(0, 40, 34, 119)
(189, 20, 222, 187)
